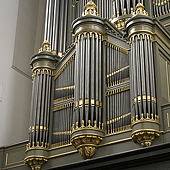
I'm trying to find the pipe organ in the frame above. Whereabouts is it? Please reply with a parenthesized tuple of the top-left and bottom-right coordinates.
(24, 0, 170, 169)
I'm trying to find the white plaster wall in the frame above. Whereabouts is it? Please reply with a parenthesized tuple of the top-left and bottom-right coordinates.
(0, 0, 45, 146)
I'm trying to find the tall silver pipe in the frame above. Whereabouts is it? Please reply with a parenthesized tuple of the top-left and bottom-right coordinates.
(47, 0, 53, 42)
(127, 0, 130, 14)
(133, 37, 139, 118)
(52, 0, 57, 50)
(144, 35, 151, 115)
(99, 35, 102, 124)
(149, 38, 156, 115)
(150, 40, 156, 115)
(29, 74, 36, 145)
(90, 33, 95, 126)
(63, 0, 68, 52)
(85, 33, 90, 125)
(46, 74, 52, 145)
(39, 72, 47, 146)
(96, 34, 99, 125)
(44, 0, 50, 41)
(140, 35, 147, 116)
(36, 71, 43, 144)
(136, 36, 142, 117)
(58, 0, 64, 53)
(43, 72, 49, 146)
(33, 72, 40, 146)
(80, 34, 83, 123)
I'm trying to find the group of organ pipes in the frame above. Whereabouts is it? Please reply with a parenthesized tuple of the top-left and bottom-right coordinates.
(52, 52, 75, 147)
(106, 43, 131, 134)
(130, 34, 157, 123)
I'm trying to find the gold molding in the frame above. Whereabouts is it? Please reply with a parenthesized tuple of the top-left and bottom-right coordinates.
(164, 23, 170, 27)
(128, 28, 170, 51)
(132, 129, 161, 134)
(162, 106, 170, 110)
(106, 85, 130, 96)
(3, 163, 25, 170)
(32, 60, 54, 67)
(55, 85, 75, 91)
(128, 30, 153, 40)
(74, 23, 104, 34)
(105, 129, 132, 137)
(5, 148, 25, 166)
(25, 146, 48, 153)
(32, 65, 56, 72)
(103, 39, 129, 53)
(131, 113, 159, 125)
(74, 30, 104, 40)
(4, 144, 27, 151)
(167, 112, 170, 127)
(106, 77, 130, 88)
(53, 95, 74, 104)
(49, 150, 78, 159)
(154, 40, 170, 56)
(50, 143, 72, 150)
(54, 51, 75, 80)
(166, 61, 170, 102)
(71, 133, 104, 138)
(107, 113, 131, 125)
(53, 130, 71, 135)
(74, 98, 102, 108)
(53, 102, 74, 112)
(72, 125, 104, 134)
(98, 137, 132, 147)
(107, 65, 129, 78)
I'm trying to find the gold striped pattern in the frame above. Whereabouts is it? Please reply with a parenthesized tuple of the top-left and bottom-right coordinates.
(53, 130, 71, 135)
(107, 65, 129, 79)
(107, 112, 131, 125)
(54, 52, 75, 80)
(55, 85, 75, 91)
(53, 95, 74, 104)
(106, 85, 130, 96)
(53, 102, 74, 112)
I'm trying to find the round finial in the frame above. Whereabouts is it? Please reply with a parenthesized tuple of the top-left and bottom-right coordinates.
(84, 1, 97, 10)
(42, 40, 50, 47)
(38, 40, 54, 53)
(135, 3, 144, 11)
(82, 1, 99, 16)
(133, 3, 148, 17)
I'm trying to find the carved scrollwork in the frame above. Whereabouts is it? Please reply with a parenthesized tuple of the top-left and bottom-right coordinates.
(131, 130, 160, 147)
(25, 157, 47, 170)
(71, 135, 103, 148)
(71, 135, 102, 159)
(84, 147, 96, 159)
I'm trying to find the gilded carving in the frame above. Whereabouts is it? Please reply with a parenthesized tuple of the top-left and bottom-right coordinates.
(84, 147, 95, 159)
(38, 40, 55, 54)
(71, 135, 103, 159)
(131, 130, 160, 147)
(25, 157, 47, 170)
(133, 3, 148, 17)
(82, 1, 99, 16)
